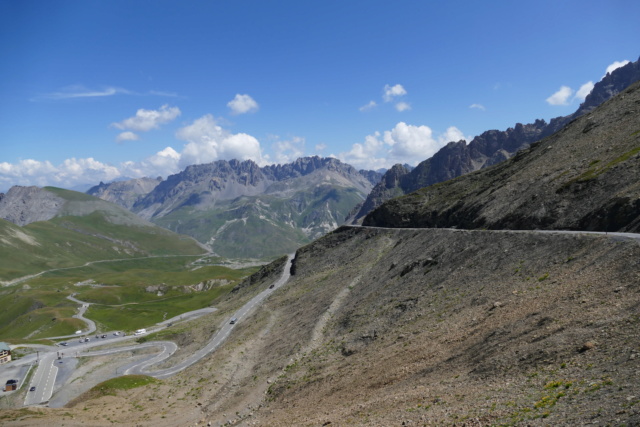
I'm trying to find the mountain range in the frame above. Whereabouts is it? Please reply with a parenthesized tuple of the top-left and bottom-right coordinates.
(88, 156, 381, 258)
(350, 56, 640, 222)
(364, 79, 640, 232)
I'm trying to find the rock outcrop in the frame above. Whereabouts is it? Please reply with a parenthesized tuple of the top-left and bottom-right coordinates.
(0, 186, 64, 226)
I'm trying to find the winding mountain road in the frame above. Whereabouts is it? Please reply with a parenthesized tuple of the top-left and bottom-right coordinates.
(8, 226, 638, 407)
(9, 253, 294, 407)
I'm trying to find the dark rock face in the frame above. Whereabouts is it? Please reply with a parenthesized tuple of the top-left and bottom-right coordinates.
(363, 80, 640, 233)
(353, 57, 640, 222)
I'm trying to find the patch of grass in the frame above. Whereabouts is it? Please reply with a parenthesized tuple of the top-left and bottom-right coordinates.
(88, 375, 159, 398)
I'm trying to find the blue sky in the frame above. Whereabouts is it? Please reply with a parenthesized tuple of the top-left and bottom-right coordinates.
(1, 0, 639, 191)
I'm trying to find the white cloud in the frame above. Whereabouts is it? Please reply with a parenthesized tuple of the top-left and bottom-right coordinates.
(359, 100, 377, 112)
(38, 85, 131, 100)
(116, 131, 140, 142)
(395, 102, 411, 112)
(315, 143, 327, 152)
(383, 84, 407, 102)
(112, 105, 181, 132)
(438, 126, 467, 144)
(0, 158, 122, 191)
(176, 114, 264, 168)
(227, 94, 259, 115)
(339, 122, 459, 170)
(469, 103, 486, 111)
(604, 60, 630, 76)
(0, 114, 269, 191)
(546, 86, 574, 106)
(270, 136, 305, 164)
(574, 81, 594, 101)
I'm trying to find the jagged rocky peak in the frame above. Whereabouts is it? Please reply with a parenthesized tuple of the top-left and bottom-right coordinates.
(354, 57, 640, 221)
(0, 186, 64, 226)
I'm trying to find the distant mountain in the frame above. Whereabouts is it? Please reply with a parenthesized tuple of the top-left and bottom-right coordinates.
(90, 157, 381, 259)
(0, 186, 205, 282)
(351, 57, 640, 222)
(364, 79, 640, 232)
(87, 177, 162, 210)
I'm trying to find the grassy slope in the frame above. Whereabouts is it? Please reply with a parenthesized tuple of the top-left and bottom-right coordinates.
(0, 211, 204, 282)
(0, 257, 258, 340)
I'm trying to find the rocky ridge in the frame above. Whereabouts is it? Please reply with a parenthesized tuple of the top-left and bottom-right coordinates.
(364, 80, 640, 232)
(352, 57, 640, 222)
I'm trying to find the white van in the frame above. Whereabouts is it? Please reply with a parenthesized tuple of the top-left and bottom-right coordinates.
(134, 328, 147, 336)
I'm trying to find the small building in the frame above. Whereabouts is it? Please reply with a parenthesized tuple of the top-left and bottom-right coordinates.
(5, 379, 17, 391)
(0, 342, 11, 364)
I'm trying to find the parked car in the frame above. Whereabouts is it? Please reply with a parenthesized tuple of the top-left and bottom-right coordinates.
(58, 342, 68, 346)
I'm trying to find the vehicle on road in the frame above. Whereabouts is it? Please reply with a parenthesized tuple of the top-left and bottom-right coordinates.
(58, 342, 68, 346)
(134, 329, 147, 336)
(75, 330, 82, 334)
(269, 284, 275, 289)
(101, 334, 107, 338)
(114, 332, 120, 336)
(230, 318, 237, 324)
(29, 386, 36, 392)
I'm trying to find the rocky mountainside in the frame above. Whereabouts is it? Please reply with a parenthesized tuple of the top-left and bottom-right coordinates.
(88, 157, 381, 259)
(351, 57, 640, 222)
(0, 186, 65, 226)
(86, 177, 161, 210)
(364, 80, 640, 232)
(18, 226, 639, 426)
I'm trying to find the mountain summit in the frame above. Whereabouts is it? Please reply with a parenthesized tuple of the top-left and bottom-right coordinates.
(90, 157, 381, 258)
(364, 80, 640, 232)
(351, 57, 640, 222)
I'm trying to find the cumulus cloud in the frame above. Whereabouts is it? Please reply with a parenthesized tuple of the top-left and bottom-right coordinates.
(112, 105, 181, 132)
(116, 131, 140, 143)
(383, 84, 407, 102)
(395, 102, 411, 112)
(359, 100, 377, 112)
(0, 114, 270, 191)
(315, 143, 327, 152)
(0, 157, 122, 191)
(339, 122, 461, 170)
(604, 60, 630, 76)
(176, 114, 264, 168)
(575, 81, 594, 101)
(546, 86, 574, 106)
(227, 94, 259, 115)
(469, 103, 486, 111)
(438, 126, 467, 144)
(270, 136, 305, 164)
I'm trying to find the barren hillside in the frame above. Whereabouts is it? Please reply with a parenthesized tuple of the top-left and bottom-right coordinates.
(4, 226, 639, 426)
